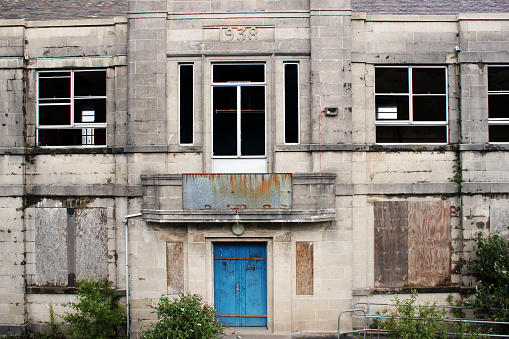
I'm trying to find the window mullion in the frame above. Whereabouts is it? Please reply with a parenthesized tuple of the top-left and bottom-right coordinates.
(237, 86, 242, 157)
(409, 67, 413, 124)
(70, 71, 75, 128)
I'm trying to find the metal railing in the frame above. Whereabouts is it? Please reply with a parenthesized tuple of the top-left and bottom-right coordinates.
(338, 302, 509, 338)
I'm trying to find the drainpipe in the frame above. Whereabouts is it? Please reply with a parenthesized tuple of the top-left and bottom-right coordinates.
(122, 213, 142, 338)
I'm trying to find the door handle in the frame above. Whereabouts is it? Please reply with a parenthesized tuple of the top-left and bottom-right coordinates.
(236, 284, 239, 291)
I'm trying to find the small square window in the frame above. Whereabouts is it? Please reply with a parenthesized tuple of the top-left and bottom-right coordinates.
(375, 66, 448, 144)
(37, 70, 107, 147)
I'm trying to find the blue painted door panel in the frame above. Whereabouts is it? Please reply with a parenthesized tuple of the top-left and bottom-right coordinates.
(214, 242, 267, 327)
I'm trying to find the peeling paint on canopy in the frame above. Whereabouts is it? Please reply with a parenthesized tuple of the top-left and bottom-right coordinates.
(182, 174, 292, 210)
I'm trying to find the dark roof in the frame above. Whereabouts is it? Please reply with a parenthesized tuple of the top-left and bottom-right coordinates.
(0, 0, 127, 21)
(350, 0, 509, 15)
(0, 0, 508, 21)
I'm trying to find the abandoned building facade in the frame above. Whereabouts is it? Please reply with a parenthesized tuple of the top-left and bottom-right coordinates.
(1, 0, 509, 336)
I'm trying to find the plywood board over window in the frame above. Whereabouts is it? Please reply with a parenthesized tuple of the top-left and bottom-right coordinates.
(167, 242, 184, 294)
(34, 208, 108, 287)
(374, 201, 409, 287)
(296, 241, 313, 295)
(375, 201, 451, 288)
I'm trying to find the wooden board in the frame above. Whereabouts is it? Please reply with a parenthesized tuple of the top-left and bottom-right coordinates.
(35, 208, 68, 286)
(374, 201, 409, 288)
(75, 208, 108, 282)
(166, 242, 184, 294)
(408, 201, 450, 287)
(296, 241, 314, 295)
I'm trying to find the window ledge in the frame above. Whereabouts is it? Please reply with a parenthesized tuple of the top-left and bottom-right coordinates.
(26, 286, 126, 295)
(28, 147, 123, 155)
(355, 286, 475, 296)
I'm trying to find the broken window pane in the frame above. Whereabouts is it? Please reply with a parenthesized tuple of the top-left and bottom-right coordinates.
(39, 104, 71, 126)
(179, 64, 194, 144)
(376, 126, 447, 143)
(74, 99, 106, 124)
(489, 95, 509, 119)
(413, 96, 447, 121)
(74, 71, 107, 97)
(39, 77, 71, 99)
(37, 70, 107, 147)
(284, 63, 299, 144)
(489, 125, 509, 142)
(488, 67, 509, 92)
(38, 128, 106, 147)
(412, 68, 446, 94)
(375, 68, 408, 93)
(375, 96, 409, 120)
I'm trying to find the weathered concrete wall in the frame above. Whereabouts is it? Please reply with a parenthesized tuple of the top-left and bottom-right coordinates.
(0, 198, 25, 336)
(1, 5, 509, 338)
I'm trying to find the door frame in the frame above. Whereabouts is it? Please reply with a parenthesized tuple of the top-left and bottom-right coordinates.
(206, 238, 273, 331)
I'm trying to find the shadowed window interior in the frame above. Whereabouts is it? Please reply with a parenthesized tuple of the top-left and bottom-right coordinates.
(488, 66, 509, 143)
(179, 64, 194, 144)
(37, 70, 107, 147)
(284, 63, 299, 144)
(212, 64, 266, 157)
(375, 66, 448, 144)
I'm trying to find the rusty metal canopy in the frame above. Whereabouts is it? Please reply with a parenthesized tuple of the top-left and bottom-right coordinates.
(182, 173, 292, 210)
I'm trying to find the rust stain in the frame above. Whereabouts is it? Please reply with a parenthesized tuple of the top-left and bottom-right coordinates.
(183, 173, 292, 209)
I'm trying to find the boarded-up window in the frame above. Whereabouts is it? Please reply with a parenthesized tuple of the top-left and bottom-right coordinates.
(36, 208, 68, 286)
(296, 242, 313, 295)
(75, 209, 108, 282)
(167, 242, 184, 294)
(375, 201, 450, 288)
(35, 208, 108, 287)
(490, 206, 509, 239)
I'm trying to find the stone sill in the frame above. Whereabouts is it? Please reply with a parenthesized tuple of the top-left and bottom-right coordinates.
(26, 286, 127, 295)
(353, 286, 475, 296)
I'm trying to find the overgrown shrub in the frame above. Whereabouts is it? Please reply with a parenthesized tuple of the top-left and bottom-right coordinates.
(379, 290, 447, 339)
(142, 293, 224, 339)
(465, 231, 509, 323)
(63, 279, 126, 339)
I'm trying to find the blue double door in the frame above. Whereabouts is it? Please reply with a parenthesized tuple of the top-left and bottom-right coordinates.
(214, 242, 267, 326)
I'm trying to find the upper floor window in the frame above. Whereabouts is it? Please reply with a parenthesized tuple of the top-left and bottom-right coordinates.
(37, 70, 107, 147)
(488, 66, 509, 143)
(375, 66, 448, 144)
(284, 63, 299, 144)
(179, 64, 194, 144)
(212, 64, 266, 157)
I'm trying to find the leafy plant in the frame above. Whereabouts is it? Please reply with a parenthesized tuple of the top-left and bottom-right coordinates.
(446, 294, 465, 319)
(379, 290, 446, 339)
(450, 160, 463, 192)
(465, 231, 509, 323)
(63, 279, 126, 339)
(47, 303, 61, 338)
(142, 293, 224, 339)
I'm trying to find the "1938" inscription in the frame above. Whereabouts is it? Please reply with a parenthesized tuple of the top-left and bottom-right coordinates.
(221, 26, 258, 42)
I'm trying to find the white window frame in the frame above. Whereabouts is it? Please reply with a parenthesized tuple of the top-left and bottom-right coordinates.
(375, 65, 449, 144)
(284, 62, 300, 145)
(488, 65, 509, 144)
(179, 63, 194, 145)
(36, 69, 107, 147)
(211, 63, 267, 159)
